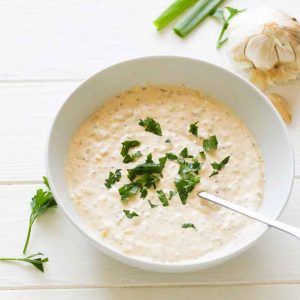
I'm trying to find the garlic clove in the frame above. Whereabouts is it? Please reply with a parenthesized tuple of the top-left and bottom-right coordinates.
(275, 37, 296, 63)
(245, 34, 279, 70)
(249, 68, 267, 91)
(268, 93, 292, 123)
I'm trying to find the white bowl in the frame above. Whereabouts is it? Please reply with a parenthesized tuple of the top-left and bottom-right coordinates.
(46, 56, 294, 272)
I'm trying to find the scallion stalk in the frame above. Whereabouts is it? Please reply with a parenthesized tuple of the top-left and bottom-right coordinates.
(153, 0, 199, 31)
(173, 0, 225, 37)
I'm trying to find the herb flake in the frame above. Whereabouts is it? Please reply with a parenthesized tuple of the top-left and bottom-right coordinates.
(157, 190, 169, 206)
(118, 183, 140, 201)
(120, 140, 140, 157)
(123, 210, 139, 219)
(210, 156, 230, 177)
(139, 117, 162, 136)
(203, 135, 218, 152)
(189, 121, 199, 137)
(182, 223, 197, 230)
(148, 200, 158, 208)
(105, 169, 122, 189)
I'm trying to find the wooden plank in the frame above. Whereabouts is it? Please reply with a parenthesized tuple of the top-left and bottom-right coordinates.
(1, 285, 300, 300)
(0, 180, 300, 288)
(0, 82, 299, 182)
(0, 0, 299, 80)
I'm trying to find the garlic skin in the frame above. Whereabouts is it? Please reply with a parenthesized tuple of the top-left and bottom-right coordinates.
(227, 7, 300, 89)
(268, 93, 292, 124)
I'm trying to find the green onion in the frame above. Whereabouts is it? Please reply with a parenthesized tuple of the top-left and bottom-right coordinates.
(173, 0, 225, 37)
(153, 0, 198, 31)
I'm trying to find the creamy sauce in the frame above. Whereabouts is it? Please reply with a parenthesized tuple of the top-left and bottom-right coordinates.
(65, 85, 264, 263)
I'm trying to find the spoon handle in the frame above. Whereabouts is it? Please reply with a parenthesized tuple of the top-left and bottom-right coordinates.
(199, 192, 300, 240)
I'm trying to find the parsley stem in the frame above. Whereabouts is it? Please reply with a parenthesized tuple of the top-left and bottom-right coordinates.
(0, 253, 49, 272)
(23, 218, 34, 254)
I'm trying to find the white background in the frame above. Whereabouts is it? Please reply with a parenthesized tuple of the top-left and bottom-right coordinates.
(0, 0, 300, 298)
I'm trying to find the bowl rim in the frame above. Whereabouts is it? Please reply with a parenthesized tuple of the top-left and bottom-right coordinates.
(45, 55, 295, 272)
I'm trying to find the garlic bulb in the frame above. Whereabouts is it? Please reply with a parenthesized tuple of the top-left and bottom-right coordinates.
(227, 7, 300, 90)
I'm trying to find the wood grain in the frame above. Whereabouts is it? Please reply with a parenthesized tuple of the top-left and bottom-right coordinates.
(1, 285, 300, 300)
(0, 181, 299, 288)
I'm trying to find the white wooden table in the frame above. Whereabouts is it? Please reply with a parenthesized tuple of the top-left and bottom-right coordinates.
(1, 0, 300, 298)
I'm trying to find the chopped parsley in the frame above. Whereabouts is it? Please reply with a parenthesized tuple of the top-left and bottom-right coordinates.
(179, 147, 193, 158)
(127, 155, 166, 181)
(146, 153, 154, 163)
(165, 139, 171, 144)
(105, 169, 122, 189)
(123, 209, 139, 219)
(120, 140, 140, 157)
(118, 183, 140, 201)
(157, 190, 169, 206)
(166, 152, 177, 160)
(210, 156, 230, 177)
(148, 200, 158, 208)
(203, 135, 218, 152)
(174, 173, 200, 205)
(136, 173, 160, 189)
(182, 223, 197, 230)
(189, 121, 199, 137)
(169, 190, 177, 200)
(140, 188, 148, 198)
(122, 151, 142, 164)
(139, 117, 162, 136)
(178, 159, 202, 175)
(199, 151, 206, 160)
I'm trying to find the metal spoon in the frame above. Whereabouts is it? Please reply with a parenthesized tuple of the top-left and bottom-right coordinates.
(199, 192, 300, 240)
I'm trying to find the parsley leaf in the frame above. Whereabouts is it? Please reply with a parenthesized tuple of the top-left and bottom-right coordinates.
(213, 7, 245, 48)
(23, 177, 57, 254)
(166, 152, 177, 160)
(182, 223, 197, 230)
(118, 183, 140, 201)
(136, 174, 160, 189)
(148, 200, 158, 208)
(140, 188, 148, 198)
(128, 156, 166, 181)
(165, 139, 171, 144)
(0, 252, 49, 272)
(203, 135, 218, 152)
(179, 147, 193, 158)
(199, 151, 206, 160)
(178, 159, 202, 175)
(157, 190, 169, 206)
(174, 173, 200, 205)
(120, 140, 140, 157)
(123, 210, 139, 219)
(146, 153, 154, 163)
(210, 156, 230, 177)
(122, 151, 142, 164)
(105, 169, 122, 189)
(169, 190, 177, 200)
(139, 117, 162, 136)
(189, 121, 199, 137)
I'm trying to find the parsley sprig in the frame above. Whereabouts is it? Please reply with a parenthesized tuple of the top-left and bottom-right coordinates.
(0, 252, 49, 272)
(213, 7, 245, 48)
(23, 177, 57, 254)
